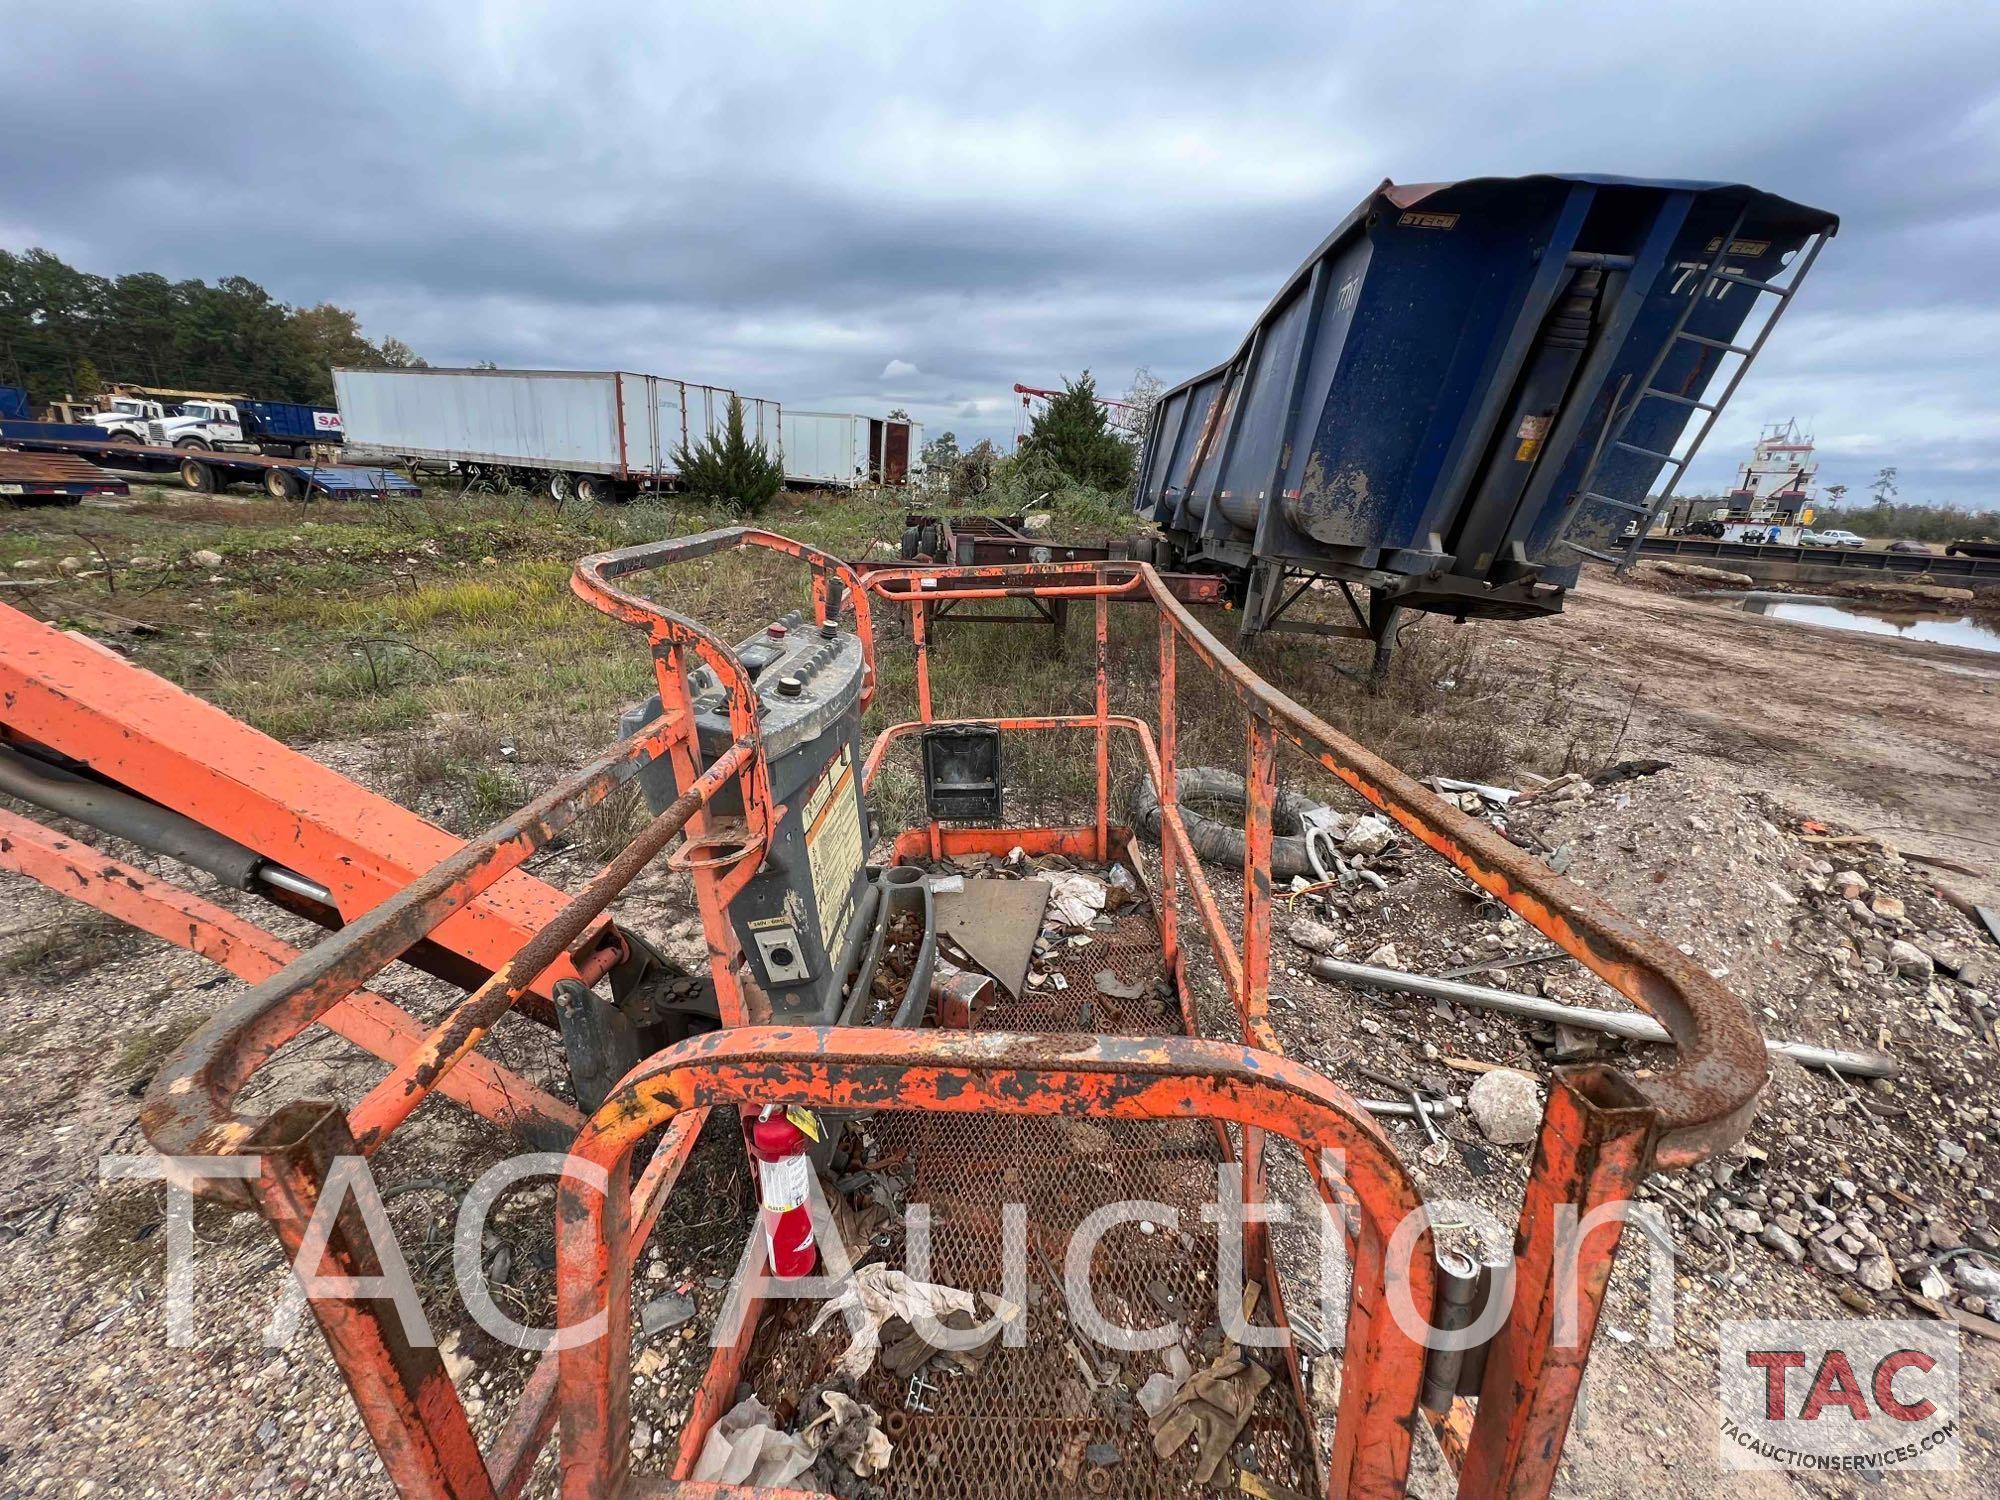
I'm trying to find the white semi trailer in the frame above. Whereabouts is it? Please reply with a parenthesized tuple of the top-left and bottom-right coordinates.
(779, 410, 923, 489)
(333, 367, 781, 503)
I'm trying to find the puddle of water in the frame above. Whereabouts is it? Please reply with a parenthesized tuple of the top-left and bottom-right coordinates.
(1727, 593, 2000, 656)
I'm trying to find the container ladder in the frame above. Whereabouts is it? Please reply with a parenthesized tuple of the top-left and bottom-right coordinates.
(1553, 207, 1832, 571)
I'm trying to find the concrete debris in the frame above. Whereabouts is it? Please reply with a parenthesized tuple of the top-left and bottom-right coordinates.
(1362, 942, 1400, 970)
(1952, 1258, 2000, 1299)
(1466, 1068, 1541, 1145)
(639, 1290, 697, 1337)
(1889, 939, 1935, 980)
(190, 548, 224, 568)
(1759, 1225, 1806, 1265)
(1286, 917, 1341, 956)
(1341, 815, 1395, 857)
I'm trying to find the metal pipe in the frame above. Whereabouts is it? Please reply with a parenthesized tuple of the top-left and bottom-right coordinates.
(255, 864, 335, 903)
(1360, 1095, 1460, 1120)
(1310, 957, 1898, 1079)
(1421, 1247, 1483, 1412)
(0, 743, 330, 903)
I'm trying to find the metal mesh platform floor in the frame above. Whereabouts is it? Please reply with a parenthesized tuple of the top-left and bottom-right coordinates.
(737, 899, 1319, 1499)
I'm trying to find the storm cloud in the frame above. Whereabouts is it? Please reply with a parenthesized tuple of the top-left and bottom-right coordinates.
(2, 1, 1995, 503)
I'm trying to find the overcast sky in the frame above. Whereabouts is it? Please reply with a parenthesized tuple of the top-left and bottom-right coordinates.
(3, 2, 1996, 506)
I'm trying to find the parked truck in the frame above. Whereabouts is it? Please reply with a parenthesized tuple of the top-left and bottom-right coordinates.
(779, 410, 923, 488)
(138, 397, 343, 456)
(334, 366, 782, 502)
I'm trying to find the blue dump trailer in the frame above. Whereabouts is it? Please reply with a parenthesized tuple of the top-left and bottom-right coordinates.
(0, 387, 29, 422)
(1133, 174, 1837, 662)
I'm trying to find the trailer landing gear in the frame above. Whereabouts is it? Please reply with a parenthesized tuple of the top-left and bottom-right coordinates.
(1238, 560, 1403, 685)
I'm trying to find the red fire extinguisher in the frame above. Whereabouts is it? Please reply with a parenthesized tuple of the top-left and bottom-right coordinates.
(750, 1106, 819, 1278)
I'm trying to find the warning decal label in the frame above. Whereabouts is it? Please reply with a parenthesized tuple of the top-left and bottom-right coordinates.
(802, 743, 864, 957)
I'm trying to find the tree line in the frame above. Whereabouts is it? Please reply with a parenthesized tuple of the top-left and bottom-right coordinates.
(0, 247, 424, 408)
(1812, 499, 1996, 544)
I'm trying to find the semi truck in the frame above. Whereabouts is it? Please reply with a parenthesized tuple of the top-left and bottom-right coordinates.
(334, 366, 783, 503)
(61, 388, 341, 456)
(140, 397, 343, 456)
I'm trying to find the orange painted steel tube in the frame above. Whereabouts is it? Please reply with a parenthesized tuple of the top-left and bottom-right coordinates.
(0, 809, 580, 1146)
(1459, 1068, 1659, 1498)
(141, 712, 686, 1190)
(346, 741, 751, 1151)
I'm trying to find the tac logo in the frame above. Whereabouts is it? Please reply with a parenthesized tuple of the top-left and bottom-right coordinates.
(1719, 1320, 1960, 1471)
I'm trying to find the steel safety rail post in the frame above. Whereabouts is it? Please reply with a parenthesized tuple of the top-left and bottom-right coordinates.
(1094, 590, 1110, 863)
(1241, 709, 1279, 1272)
(250, 1101, 494, 1500)
(553, 1027, 1436, 1500)
(484, 1109, 710, 1498)
(1458, 1067, 1659, 1499)
(1156, 612, 1187, 1030)
(142, 710, 692, 1192)
(1125, 561, 1768, 1168)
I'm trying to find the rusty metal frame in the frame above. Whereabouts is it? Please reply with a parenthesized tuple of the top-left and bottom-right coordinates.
(554, 1028, 1434, 1500)
(860, 559, 1767, 1167)
(0, 533, 1768, 1500)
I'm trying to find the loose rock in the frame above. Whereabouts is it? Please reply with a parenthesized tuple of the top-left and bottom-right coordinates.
(1467, 1068, 1541, 1145)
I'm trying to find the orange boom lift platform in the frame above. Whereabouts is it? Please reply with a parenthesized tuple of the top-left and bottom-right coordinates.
(0, 529, 1766, 1498)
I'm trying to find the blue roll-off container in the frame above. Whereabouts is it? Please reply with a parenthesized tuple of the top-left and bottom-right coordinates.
(1134, 174, 1837, 644)
(238, 399, 343, 447)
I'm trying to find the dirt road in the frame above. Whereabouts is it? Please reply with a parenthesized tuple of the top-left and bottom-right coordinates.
(1490, 573, 2000, 905)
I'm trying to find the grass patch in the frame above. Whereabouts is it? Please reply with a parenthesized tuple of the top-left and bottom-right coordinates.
(0, 906, 128, 982)
(2, 483, 1636, 835)
(114, 1013, 207, 1085)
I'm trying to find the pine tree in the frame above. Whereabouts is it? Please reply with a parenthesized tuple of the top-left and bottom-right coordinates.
(674, 395, 784, 512)
(1018, 371, 1134, 491)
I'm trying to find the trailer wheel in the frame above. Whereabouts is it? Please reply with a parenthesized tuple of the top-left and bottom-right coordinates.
(575, 474, 616, 505)
(547, 471, 576, 504)
(265, 468, 303, 501)
(180, 459, 217, 493)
